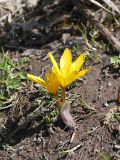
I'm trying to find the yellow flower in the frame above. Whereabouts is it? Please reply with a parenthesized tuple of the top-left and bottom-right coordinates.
(49, 48, 91, 88)
(27, 69, 60, 96)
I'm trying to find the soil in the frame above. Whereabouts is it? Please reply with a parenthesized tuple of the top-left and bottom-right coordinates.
(0, 1, 120, 160)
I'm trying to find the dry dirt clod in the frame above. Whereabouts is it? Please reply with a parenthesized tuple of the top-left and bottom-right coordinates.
(118, 86, 120, 104)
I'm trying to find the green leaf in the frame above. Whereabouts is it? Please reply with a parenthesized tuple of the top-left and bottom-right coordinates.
(100, 151, 112, 160)
(18, 57, 30, 67)
(1, 54, 13, 70)
(114, 113, 120, 122)
(0, 95, 7, 101)
(7, 79, 19, 90)
(19, 73, 27, 80)
(110, 56, 120, 64)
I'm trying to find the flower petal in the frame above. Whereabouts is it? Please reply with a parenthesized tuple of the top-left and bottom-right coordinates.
(60, 48, 72, 78)
(45, 70, 60, 95)
(48, 52, 61, 75)
(71, 53, 85, 72)
(65, 71, 78, 86)
(27, 74, 48, 88)
(75, 67, 91, 80)
(52, 67, 66, 88)
(48, 52, 66, 87)
(66, 67, 91, 85)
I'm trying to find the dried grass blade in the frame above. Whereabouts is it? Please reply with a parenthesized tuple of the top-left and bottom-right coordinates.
(89, 0, 113, 14)
(102, 0, 120, 14)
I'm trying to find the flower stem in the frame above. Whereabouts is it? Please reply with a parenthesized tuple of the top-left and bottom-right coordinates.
(54, 93, 59, 101)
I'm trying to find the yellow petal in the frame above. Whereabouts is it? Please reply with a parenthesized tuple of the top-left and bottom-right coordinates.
(45, 70, 60, 95)
(71, 53, 85, 72)
(75, 67, 91, 80)
(60, 48, 72, 78)
(65, 71, 78, 86)
(48, 52, 61, 75)
(27, 74, 48, 88)
(45, 70, 59, 88)
(52, 67, 66, 88)
(66, 67, 91, 86)
(48, 52, 64, 85)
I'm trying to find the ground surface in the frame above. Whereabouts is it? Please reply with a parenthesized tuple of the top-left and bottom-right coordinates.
(0, 1, 120, 160)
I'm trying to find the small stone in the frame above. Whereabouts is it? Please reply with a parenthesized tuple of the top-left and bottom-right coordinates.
(108, 82, 112, 87)
(103, 101, 108, 107)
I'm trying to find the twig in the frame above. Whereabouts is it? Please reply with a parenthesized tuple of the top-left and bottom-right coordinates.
(61, 143, 83, 156)
(73, 2, 120, 53)
(78, 97, 96, 111)
(70, 128, 78, 143)
(86, 126, 98, 134)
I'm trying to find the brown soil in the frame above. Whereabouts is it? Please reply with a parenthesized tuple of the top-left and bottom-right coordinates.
(0, 1, 120, 160)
